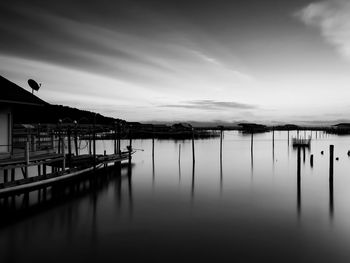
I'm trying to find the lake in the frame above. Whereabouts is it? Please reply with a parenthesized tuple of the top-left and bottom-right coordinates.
(1, 130, 350, 262)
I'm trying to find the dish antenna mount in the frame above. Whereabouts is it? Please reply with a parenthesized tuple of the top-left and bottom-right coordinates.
(28, 79, 41, 94)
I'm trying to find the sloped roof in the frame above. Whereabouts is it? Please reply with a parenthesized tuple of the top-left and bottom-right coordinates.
(0, 75, 47, 106)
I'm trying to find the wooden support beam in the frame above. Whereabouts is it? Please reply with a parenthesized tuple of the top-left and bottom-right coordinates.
(11, 169, 15, 181)
(24, 141, 29, 178)
(74, 126, 79, 157)
(4, 169, 8, 183)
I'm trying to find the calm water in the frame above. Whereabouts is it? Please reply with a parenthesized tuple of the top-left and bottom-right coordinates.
(1, 131, 350, 262)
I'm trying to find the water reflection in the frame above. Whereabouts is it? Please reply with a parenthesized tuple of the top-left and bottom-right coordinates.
(329, 145, 334, 220)
(220, 155, 223, 194)
(191, 164, 195, 200)
(178, 144, 181, 182)
(297, 147, 301, 217)
(152, 148, 155, 186)
(2, 133, 350, 262)
(128, 163, 133, 218)
(0, 164, 133, 228)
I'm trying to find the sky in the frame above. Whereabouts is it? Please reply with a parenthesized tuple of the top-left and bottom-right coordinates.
(1, 0, 350, 124)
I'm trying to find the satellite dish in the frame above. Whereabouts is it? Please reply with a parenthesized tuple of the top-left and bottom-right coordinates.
(28, 79, 41, 94)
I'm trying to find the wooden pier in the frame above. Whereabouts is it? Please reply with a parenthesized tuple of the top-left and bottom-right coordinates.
(0, 120, 136, 196)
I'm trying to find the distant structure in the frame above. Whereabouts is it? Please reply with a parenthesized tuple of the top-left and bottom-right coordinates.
(292, 138, 311, 148)
(171, 123, 193, 131)
(238, 123, 268, 133)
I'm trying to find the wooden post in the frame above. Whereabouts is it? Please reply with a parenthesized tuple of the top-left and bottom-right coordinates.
(152, 128, 155, 160)
(329, 145, 334, 181)
(74, 125, 78, 156)
(58, 123, 61, 154)
(114, 123, 117, 154)
(38, 164, 41, 176)
(33, 136, 37, 152)
(67, 127, 72, 162)
(272, 128, 275, 161)
(62, 137, 66, 171)
(251, 132, 254, 171)
(43, 164, 47, 176)
(117, 121, 121, 155)
(128, 126, 132, 163)
(287, 130, 290, 146)
(178, 144, 181, 164)
(310, 154, 314, 167)
(51, 134, 55, 151)
(37, 123, 41, 150)
(192, 128, 195, 164)
(220, 128, 223, 161)
(24, 141, 29, 178)
(329, 145, 334, 217)
(11, 169, 15, 181)
(250, 132, 253, 153)
(4, 170, 8, 183)
(93, 117, 96, 169)
(88, 129, 92, 155)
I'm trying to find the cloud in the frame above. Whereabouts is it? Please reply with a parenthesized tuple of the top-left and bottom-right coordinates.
(295, 0, 350, 59)
(161, 100, 256, 111)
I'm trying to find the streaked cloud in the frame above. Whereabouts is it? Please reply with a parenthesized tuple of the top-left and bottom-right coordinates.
(296, 0, 350, 59)
(161, 100, 257, 111)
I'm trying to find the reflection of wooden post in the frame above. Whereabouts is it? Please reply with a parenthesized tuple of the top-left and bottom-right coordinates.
(178, 144, 181, 164)
(297, 146, 301, 215)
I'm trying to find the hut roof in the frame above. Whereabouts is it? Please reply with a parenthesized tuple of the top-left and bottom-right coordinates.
(0, 75, 47, 106)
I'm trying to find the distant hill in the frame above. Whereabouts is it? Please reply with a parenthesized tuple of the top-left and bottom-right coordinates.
(1, 75, 122, 125)
(12, 103, 120, 125)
